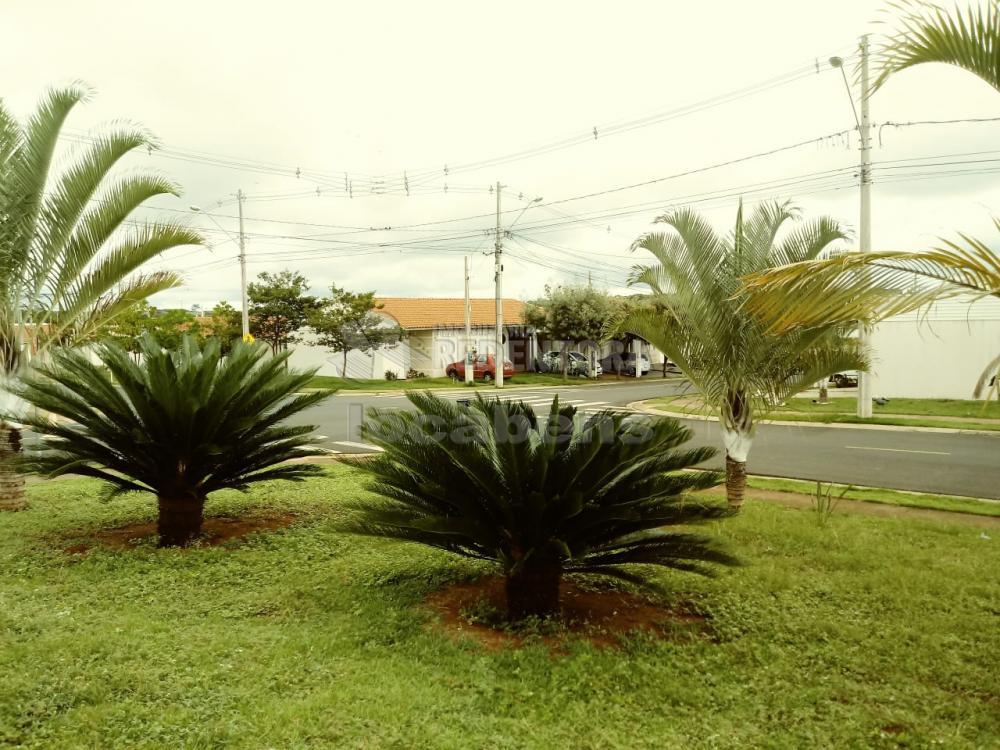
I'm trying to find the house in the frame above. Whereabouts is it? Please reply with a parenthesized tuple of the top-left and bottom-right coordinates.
(869, 296, 1000, 399)
(287, 297, 536, 379)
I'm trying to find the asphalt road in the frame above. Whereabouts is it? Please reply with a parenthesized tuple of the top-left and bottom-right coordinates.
(296, 379, 1000, 500)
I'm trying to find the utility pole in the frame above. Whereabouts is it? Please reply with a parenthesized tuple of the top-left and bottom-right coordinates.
(464, 255, 473, 384)
(237, 189, 250, 339)
(494, 181, 505, 388)
(857, 35, 873, 418)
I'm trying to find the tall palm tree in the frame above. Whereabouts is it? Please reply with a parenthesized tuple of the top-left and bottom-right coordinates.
(740, 1, 1000, 398)
(0, 84, 202, 510)
(621, 201, 868, 507)
(874, 0, 999, 93)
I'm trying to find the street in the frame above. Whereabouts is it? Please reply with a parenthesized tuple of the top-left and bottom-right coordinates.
(295, 379, 1000, 500)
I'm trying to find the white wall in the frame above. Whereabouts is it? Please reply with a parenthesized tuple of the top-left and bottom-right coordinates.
(869, 298, 1000, 399)
(286, 329, 411, 379)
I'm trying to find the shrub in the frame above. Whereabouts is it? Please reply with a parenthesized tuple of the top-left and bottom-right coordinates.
(384, 370, 399, 381)
(15, 335, 331, 546)
(344, 392, 739, 620)
(406, 368, 426, 379)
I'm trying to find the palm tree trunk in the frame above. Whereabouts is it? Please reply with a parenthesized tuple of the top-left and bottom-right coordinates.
(506, 562, 561, 620)
(156, 494, 205, 547)
(725, 455, 747, 509)
(0, 421, 26, 511)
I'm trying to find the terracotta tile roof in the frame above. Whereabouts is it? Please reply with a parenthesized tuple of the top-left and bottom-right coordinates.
(375, 297, 526, 330)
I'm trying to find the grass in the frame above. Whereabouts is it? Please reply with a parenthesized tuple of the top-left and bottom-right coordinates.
(743, 475, 1000, 518)
(308, 372, 675, 391)
(1, 465, 998, 748)
(648, 396, 1000, 432)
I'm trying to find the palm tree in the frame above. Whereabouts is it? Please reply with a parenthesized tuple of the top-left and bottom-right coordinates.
(13, 335, 330, 546)
(0, 84, 202, 510)
(739, 1, 1000, 398)
(344, 391, 739, 621)
(874, 0, 999, 93)
(620, 201, 868, 508)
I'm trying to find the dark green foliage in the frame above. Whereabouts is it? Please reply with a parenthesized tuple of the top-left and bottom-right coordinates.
(345, 391, 739, 618)
(13, 334, 331, 545)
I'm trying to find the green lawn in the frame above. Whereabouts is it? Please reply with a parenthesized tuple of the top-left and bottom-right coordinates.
(781, 397, 1000, 420)
(745, 475, 1000, 517)
(648, 396, 1000, 432)
(2, 466, 998, 748)
(308, 372, 674, 391)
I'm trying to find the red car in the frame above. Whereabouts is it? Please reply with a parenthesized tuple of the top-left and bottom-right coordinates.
(445, 354, 515, 382)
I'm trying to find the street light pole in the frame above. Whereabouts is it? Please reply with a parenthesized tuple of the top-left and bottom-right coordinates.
(857, 35, 873, 418)
(236, 189, 249, 339)
(464, 255, 473, 385)
(830, 38, 874, 418)
(494, 181, 505, 388)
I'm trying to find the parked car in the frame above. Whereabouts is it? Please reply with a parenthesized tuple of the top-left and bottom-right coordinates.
(600, 352, 651, 376)
(445, 354, 514, 382)
(829, 370, 859, 388)
(537, 350, 602, 377)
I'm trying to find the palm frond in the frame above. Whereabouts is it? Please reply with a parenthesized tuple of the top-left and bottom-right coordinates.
(875, 1, 1000, 93)
(741, 232, 1000, 332)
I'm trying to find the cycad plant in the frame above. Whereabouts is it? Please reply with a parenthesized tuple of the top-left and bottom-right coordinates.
(1, 84, 202, 510)
(620, 201, 868, 507)
(13, 335, 330, 546)
(345, 391, 739, 621)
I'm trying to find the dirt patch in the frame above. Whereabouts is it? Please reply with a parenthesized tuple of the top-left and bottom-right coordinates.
(63, 513, 299, 554)
(425, 575, 710, 651)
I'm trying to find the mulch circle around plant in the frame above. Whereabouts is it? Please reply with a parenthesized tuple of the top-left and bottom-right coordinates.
(425, 575, 711, 651)
(62, 513, 300, 554)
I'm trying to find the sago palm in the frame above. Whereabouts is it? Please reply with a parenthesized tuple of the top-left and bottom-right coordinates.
(344, 391, 739, 621)
(0, 84, 203, 510)
(13, 335, 330, 547)
(620, 201, 868, 507)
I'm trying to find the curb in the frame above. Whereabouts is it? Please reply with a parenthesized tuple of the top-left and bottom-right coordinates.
(629, 401, 1000, 437)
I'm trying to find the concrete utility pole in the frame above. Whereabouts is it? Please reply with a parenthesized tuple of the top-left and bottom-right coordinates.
(464, 255, 473, 384)
(857, 35, 873, 418)
(237, 189, 250, 339)
(494, 181, 505, 388)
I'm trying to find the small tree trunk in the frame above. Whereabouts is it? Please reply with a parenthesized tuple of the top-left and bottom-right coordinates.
(818, 384, 829, 403)
(343, 350, 348, 378)
(506, 562, 561, 620)
(0, 422, 26, 512)
(725, 455, 747, 509)
(157, 494, 206, 547)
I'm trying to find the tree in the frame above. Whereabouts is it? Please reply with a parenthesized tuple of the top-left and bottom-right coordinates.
(740, 1, 1000, 399)
(524, 285, 615, 378)
(0, 84, 203, 511)
(874, 0, 999, 93)
(247, 270, 317, 354)
(345, 392, 739, 620)
(15, 335, 331, 546)
(307, 286, 402, 377)
(206, 301, 242, 354)
(621, 201, 868, 508)
(102, 303, 197, 359)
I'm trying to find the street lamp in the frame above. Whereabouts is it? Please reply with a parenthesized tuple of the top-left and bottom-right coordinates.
(189, 192, 249, 338)
(830, 40, 874, 419)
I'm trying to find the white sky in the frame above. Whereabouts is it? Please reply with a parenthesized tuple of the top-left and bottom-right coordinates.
(4, 0, 999, 309)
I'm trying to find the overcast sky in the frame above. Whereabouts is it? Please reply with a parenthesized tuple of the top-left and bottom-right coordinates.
(5, 0, 999, 309)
